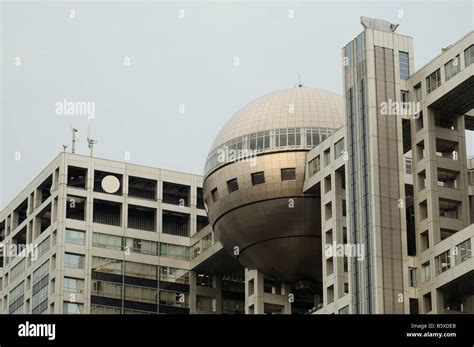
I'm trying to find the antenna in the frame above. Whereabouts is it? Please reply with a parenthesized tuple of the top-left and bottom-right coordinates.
(71, 128, 78, 154)
(296, 73, 303, 88)
(87, 126, 98, 157)
(62, 145, 68, 152)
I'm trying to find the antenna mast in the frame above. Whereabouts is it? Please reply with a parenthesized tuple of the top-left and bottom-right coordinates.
(71, 128, 78, 154)
(87, 126, 98, 157)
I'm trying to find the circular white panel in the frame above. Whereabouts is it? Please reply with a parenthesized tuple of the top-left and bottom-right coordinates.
(101, 175, 120, 194)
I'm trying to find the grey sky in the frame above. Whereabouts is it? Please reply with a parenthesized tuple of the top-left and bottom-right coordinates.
(1, 0, 473, 209)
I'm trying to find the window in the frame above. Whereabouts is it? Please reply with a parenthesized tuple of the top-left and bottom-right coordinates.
(414, 83, 422, 101)
(65, 229, 85, 245)
(160, 267, 189, 284)
(64, 277, 84, 293)
(465, 45, 474, 66)
(125, 261, 157, 280)
(324, 148, 331, 167)
(10, 259, 26, 282)
(160, 243, 190, 260)
(124, 237, 159, 256)
(445, 55, 460, 81)
(454, 239, 471, 265)
(127, 205, 156, 232)
(334, 139, 345, 159)
(421, 262, 430, 282)
(435, 250, 451, 275)
(426, 69, 441, 94)
(281, 168, 296, 181)
(408, 267, 417, 287)
(67, 166, 87, 189)
(37, 237, 50, 260)
(400, 90, 409, 108)
(196, 295, 216, 312)
(227, 178, 239, 193)
(308, 156, 320, 177)
(9, 281, 25, 314)
(159, 290, 189, 308)
(405, 157, 412, 174)
(399, 51, 409, 80)
(196, 273, 213, 287)
(251, 172, 265, 185)
(92, 232, 123, 251)
(63, 302, 83, 314)
(64, 253, 84, 269)
(211, 188, 219, 203)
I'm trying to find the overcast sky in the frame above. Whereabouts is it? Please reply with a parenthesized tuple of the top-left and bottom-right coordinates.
(1, 0, 473, 209)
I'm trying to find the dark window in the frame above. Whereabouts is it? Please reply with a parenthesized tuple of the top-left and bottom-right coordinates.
(251, 172, 265, 186)
(464, 44, 473, 66)
(227, 179, 239, 193)
(281, 168, 296, 181)
(211, 188, 219, 202)
(67, 166, 87, 189)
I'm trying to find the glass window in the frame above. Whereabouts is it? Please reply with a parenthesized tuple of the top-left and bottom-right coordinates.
(64, 277, 84, 293)
(37, 236, 50, 259)
(249, 134, 257, 150)
(92, 232, 123, 251)
(408, 267, 417, 288)
(63, 302, 83, 314)
(91, 256, 122, 274)
(160, 267, 189, 284)
(356, 32, 365, 63)
(455, 239, 472, 264)
(159, 290, 189, 308)
(334, 139, 345, 159)
(324, 148, 331, 166)
(10, 259, 26, 282)
(227, 178, 239, 193)
(251, 171, 265, 185)
(308, 156, 320, 177)
(287, 128, 296, 146)
(160, 243, 190, 260)
(399, 51, 409, 80)
(414, 83, 422, 101)
(435, 250, 451, 274)
(65, 229, 85, 245)
(125, 261, 157, 280)
(421, 262, 431, 282)
(445, 55, 461, 81)
(279, 129, 287, 147)
(465, 45, 474, 67)
(426, 69, 441, 94)
(196, 295, 216, 312)
(281, 168, 296, 181)
(64, 253, 84, 269)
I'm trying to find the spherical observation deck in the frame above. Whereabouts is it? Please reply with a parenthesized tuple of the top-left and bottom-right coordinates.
(203, 86, 345, 283)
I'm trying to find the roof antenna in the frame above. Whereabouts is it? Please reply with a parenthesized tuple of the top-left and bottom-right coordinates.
(296, 73, 303, 88)
(87, 126, 98, 157)
(62, 144, 68, 152)
(71, 128, 78, 154)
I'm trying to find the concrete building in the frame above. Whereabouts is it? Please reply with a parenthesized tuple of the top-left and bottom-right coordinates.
(0, 153, 246, 314)
(0, 17, 473, 315)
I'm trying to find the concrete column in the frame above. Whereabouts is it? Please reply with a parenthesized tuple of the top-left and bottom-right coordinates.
(245, 268, 291, 314)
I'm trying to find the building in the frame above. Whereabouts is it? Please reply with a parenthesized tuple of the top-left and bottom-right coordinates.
(0, 17, 473, 315)
(0, 153, 246, 314)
